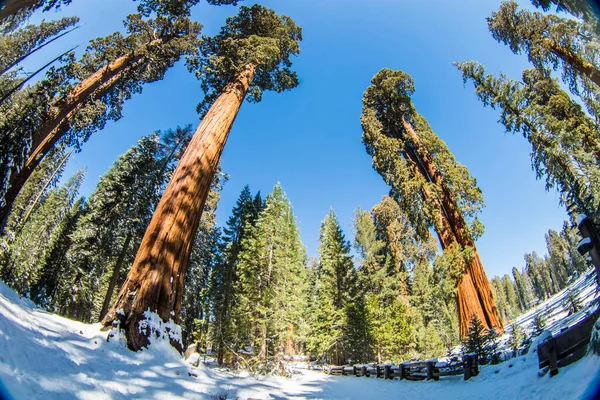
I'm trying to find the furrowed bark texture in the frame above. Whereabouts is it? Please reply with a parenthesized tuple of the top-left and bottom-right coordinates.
(0, 36, 173, 226)
(401, 117, 502, 337)
(101, 64, 256, 352)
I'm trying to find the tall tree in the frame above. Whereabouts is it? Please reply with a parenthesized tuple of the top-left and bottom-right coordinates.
(209, 185, 261, 365)
(512, 266, 534, 311)
(1, 169, 84, 296)
(310, 210, 355, 365)
(456, 61, 600, 222)
(488, 1, 600, 119)
(361, 68, 502, 337)
(0, 13, 202, 226)
(101, 5, 302, 352)
(58, 127, 193, 322)
(235, 183, 307, 369)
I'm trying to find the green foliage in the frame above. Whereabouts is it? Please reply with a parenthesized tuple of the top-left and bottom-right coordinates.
(191, 4, 302, 114)
(0, 17, 79, 76)
(0, 167, 84, 297)
(566, 288, 582, 315)
(488, 1, 600, 119)
(361, 68, 485, 244)
(235, 183, 307, 364)
(309, 210, 356, 364)
(531, 311, 547, 336)
(456, 61, 600, 222)
(508, 323, 526, 356)
(208, 185, 262, 363)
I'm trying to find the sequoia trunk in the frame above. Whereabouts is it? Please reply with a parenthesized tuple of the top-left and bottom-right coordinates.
(101, 64, 256, 352)
(402, 117, 502, 337)
(0, 0, 39, 22)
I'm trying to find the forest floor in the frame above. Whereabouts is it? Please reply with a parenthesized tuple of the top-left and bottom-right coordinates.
(0, 272, 599, 400)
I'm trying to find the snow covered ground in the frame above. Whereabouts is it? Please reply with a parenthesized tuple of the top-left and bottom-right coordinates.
(0, 275, 599, 400)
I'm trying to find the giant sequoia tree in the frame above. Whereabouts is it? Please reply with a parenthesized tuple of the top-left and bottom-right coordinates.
(101, 5, 302, 351)
(0, 13, 202, 226)
(361, 68, 503, 337)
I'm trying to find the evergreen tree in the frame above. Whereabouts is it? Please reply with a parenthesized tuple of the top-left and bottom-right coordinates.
(463, 314, 487, 361)
(489, 1, 600, 119)
(30, 197, 85, 309)
(1, 169, 84, 297)
(502, 274, 521, 320)
(103, 5, 303, 352)
(508, 323, 525, 356)
(525, 251, 553, 301)
(0, 0, 71, 32)
(361, 68, 502, 337)
(310, 210, 355, 365)
(512, 267, 535, 311)
(531, 0, 600, 34)
(235, 183, 307, 370)
(491, 276, 509, 323)
(531, 311, 547, 336)
(456, 62, 600, 222)
(209, 185, 261, 365)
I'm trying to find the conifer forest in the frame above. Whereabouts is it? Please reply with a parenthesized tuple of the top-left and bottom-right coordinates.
(0, 0, 600, 399)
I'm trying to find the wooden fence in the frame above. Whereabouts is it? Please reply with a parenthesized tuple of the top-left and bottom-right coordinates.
(538, 307, 600, 377)
(324, 354, 478, 381)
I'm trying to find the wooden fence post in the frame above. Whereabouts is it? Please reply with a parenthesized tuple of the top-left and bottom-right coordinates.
(362, 365, 368, 377)
(399, 364, 405, 380)
(548, 337, 559, 377)
(376, 365, 382, 379)
(384, 365, 391, 380)
(426, 361, 434, 380)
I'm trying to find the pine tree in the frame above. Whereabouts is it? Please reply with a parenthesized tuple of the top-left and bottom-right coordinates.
(456, 62, 600, 222)
(235, 183, 307, 369)
(502, 274, 521, 320)
(0, 13, 202, 226)
(1, 169, 84, 297)
(310, 210, 355, 365)
(209, 185, 261, 365)
(525, 252, 553, 301)
(30, 197, 85, 309)
(531, 311, 547, 336)
(491, 276, 509, 323)
(508, 323, 525, 356)
(488, 1, 600, 118)
(463, 314, 487, 361)
(512, 267, 534, 311)
(102, 5, 302, 352)
(0, 0, 71, 32)
(361, 68, 502, 337)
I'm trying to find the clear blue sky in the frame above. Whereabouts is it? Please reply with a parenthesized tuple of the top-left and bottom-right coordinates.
(24, 0, 569, 279)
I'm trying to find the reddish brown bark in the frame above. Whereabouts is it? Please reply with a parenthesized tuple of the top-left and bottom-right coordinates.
(401, 117, 503, 337)
(101, 64, 257, 352)
(0, 36, 174, 227)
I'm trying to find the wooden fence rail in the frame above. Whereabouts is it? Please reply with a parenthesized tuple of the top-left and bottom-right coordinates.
(538, 307, 600, 377)
(324, 354, 478, 381)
